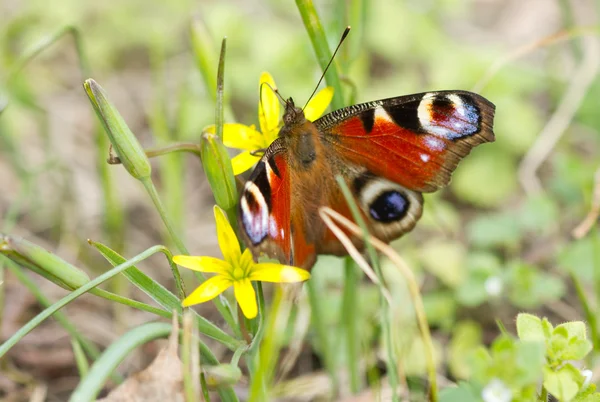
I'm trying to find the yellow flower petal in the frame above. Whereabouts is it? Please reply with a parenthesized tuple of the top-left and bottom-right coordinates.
(214, 206, 241, 265)
(239, 248, 255, 275)
(234, 278, 257, 318)
(231, 151, 260, 175)
(303, 86, 333, 122)
(249, 263, 311, 283)
(182, 275, 232, 306)
(258, 72, 280, 138)
(172, 255, 231, 275)
(222, 123, 264, 150)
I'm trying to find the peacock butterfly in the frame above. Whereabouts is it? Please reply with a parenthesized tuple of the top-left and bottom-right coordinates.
(238, 89, 495, 270)
(237, 30, 495, 271)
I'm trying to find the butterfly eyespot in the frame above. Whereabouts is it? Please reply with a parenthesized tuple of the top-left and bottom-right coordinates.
(369, 190, 409, 222)
(417, 93, 480, 139)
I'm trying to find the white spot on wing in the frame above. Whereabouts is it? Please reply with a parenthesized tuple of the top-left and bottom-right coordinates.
(446, 94, 465, 116)
(417, 93, 435, 129)
(420, 153, 430, 162)
(424, 136, 445, 151)
(374, 107, 393, 122)
(264, 160, 274, 186)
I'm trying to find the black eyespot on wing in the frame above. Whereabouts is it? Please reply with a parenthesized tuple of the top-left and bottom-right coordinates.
(369, 191, 409, 222)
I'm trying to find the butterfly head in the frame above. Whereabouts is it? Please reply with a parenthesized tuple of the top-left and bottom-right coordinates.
(282, 98, 307, 128)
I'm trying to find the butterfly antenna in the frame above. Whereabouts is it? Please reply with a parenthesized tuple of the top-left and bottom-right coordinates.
(259, 81, 289, 114)
(303, 26, 351, 111)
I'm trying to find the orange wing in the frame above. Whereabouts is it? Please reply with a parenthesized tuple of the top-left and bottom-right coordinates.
(238, 140, 317, 269)
(315, 90, 495, 193)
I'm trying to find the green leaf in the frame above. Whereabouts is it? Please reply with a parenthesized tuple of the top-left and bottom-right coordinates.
(422, 291, 457, 330)
(449, 321, 482, 380)
(517, 195, 559, 234)
(71, 322, 173, 401)
(506, 261, 565, 308)
(90, 240, 182, 312)
(516, 313, 545, 342)
(89, 240, 242, 351)
(455, 252, 503, 307)
(557, 322, 588, 340)
(543, 364, 584, 402)
(573, 384, 600, 401)
(439, 381, 483, 402)
(419, 240, 466, 288)
(558, 237, 596, 280)
(514, 341, 546, 385)
(466, 212, 521, 250)
(542, 318, 554, 339)
(452, 147, 517, 208)
(563, 337, 593, 361)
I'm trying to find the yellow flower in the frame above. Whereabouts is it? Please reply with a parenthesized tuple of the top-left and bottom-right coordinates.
(173, 206, 311, 319)
(210, 72, 334, 175)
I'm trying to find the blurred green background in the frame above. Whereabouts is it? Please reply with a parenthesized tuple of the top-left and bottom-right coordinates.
(1, 0, 599, 400)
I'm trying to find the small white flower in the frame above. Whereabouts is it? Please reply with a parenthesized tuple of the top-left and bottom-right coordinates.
(484, 276, 503, 297)
(581, 369, 593, 390)
(482, 378, 512, 402)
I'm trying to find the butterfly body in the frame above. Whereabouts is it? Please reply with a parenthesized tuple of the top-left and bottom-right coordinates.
(239, 91, 495, 270)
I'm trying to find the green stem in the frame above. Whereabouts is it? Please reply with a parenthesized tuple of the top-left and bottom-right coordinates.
(571, 271, 599, 351)
(334, 176, 411, 402)
(8, 25, 90, 84)
(141, 178, 189, 255)
(295, 0, 345, 110)
(246, 282, 266, 380)
(248, 286, 293, 401)
(182, 312, 201, 402)
(89, 239, 241, 350)
(342, 258, 361, 393)
(70, 322, 173, 401)
(91, 288, 171, 318)
(0, 245, 165, 358)
(540, 386, 549, 402)
(307, 279, 339, 394)
(6, 261, 101, 360)
(108, 143, 202, 165)
(593, 228, 600, 349)
(140, 178, 238, 337)
(71, 338, 90, 377)
(215, 37, 226, 140)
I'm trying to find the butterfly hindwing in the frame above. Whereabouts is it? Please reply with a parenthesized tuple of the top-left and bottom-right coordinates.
(318, 167, 424, 257)
(315, 90, 495, 193)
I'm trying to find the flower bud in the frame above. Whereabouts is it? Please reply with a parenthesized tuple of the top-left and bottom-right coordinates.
(200, 130, 237, 210)
(84, 79, 151, 181)
(0, 234, 90, 290)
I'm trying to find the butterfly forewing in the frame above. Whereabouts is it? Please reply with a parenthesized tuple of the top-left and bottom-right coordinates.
(314, 90, 495, 193)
